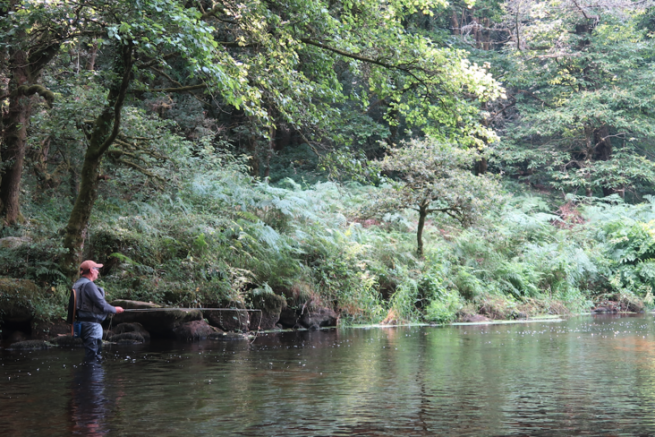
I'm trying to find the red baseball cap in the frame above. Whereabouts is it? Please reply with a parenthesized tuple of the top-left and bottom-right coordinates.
(79, 260, 103, 273)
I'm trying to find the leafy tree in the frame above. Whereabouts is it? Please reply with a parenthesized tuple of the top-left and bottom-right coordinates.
(372, 138, 501, 256)
(0, 0, 71, 225)
(491, 0, 655, 198)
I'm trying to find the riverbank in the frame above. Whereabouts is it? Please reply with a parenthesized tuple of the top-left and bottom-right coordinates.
(1, 288, 648, 351)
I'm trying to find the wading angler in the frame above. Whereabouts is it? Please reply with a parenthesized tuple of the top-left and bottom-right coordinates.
(67, 260, 124, 363)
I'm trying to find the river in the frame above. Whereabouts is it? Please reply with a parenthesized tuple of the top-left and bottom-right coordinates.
(2, 315, 655, 436)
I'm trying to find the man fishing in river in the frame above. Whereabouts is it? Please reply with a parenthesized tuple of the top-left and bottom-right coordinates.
(71, 260, 124, 364)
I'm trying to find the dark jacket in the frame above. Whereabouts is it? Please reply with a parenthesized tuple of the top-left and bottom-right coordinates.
(69, 277, 117, 323)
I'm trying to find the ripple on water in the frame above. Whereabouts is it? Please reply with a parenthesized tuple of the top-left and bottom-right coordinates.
(3, 316, 655, 436)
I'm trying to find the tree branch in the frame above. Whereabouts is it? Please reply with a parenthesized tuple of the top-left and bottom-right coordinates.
(15, 84, 55, 108)
(131, 83, 207, 93)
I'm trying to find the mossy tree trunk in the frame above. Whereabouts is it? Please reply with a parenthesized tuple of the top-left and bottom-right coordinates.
(61, 43, 134, 275)
(0, 50, 31, 225)
(0, 21, 57, 226)
(417, 203, 428, 258)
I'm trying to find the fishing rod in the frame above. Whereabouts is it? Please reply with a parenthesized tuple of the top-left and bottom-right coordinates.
(120, 308, 262, 312)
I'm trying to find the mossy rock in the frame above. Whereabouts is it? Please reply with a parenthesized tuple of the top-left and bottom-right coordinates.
(173, 320, 220, 342)
(162, 288, 197, 305)
(478, 298, 513, 320)
(31, 320, 70, 340)
(8, 340, 54, 350)
(85, 228, 140, 274)
(109, 299, 162, 310)
(111, 307, 202, 335)
(0, 277, 41, 323)
(51, 335, 84, 348)
(205, 308, 249, 332)
(111, 332, 146, 344)
(208, 332, 248, 341)
(0, 237, 32, 249)
(247, 290, 287, 330)
(109, 322, 151, 343)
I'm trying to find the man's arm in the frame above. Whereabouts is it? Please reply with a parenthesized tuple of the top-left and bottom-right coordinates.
(84, 282, 124, 314)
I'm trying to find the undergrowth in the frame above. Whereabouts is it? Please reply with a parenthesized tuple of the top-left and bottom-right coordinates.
(2, 150, 655, 325)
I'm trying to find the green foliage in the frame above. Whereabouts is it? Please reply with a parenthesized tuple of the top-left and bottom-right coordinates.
(490, 1, 655, 198)
(425, 289, 461, 324)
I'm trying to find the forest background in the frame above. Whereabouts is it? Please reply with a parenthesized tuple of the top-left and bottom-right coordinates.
(3, 0, 655, 327)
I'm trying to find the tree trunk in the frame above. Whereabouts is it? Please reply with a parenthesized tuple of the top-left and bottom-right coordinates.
(264, 125, 275, 179)
(61, 44, 133, 275)
(451, 11, 460, 35)
(593, 125, 619, 197)
(417, 204, 428, 257)
(474, 157, 487, 175)
(248, 136, 260, 177)
(0, 3, 60, 225)
(275, 123, 291, 151)
(86, 41, 98, 71)
(0, 78, 31, 225)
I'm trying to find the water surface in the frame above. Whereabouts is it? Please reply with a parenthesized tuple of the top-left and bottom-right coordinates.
(2, 315, 655, 436)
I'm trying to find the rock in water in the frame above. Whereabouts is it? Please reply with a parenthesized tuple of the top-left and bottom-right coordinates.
(278, 308, 300, 329)
(51, 335, 84, 348)
(247, 291, 287, 330)
(208, 332, 248, 341)
(8, 340, 53, 350)
(299, 307, 339, 329)
(0, 277, 41, 323)
(109, 299, 162, 309)
(205, 309, 249, 332)
(110, 305, 202, 336)
(173, 320, 220, 342)
(109, 322, 151, 343)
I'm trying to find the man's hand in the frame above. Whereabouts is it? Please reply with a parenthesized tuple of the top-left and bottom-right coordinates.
(115, 306, 125, 314)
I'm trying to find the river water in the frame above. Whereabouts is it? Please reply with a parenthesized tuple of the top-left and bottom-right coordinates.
(2, 315, 655, 436)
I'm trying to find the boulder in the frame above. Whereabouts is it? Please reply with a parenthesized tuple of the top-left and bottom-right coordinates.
(51, 335, 84, 348)
(248, 291, 287, 330)
(208, 331, 249, 341)
(278, 307, 301, 328)
(173, 320, 220, 342)
(299, 307, 339, 329)
(109, 322, 151, 344)
(8, 340, 53, 350)
(459, 314, 491, 323)
(110, 305, 202, 336)
(32, 320, 71, 340)
(109, 299, 162, 309)
(8, 330, 29, 343)
(0, 236, 31, 249)
(0, 277, 41, 323)
(205, 309, 249, 332)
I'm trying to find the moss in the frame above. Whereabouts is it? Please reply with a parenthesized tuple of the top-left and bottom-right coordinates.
(247, 290, 286, 312)
(0, 277, 42, 322)
(8, 340, 54, 350)
(51, 335, 84, 347)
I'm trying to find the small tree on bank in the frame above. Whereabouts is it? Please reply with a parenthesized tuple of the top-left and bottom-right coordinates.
(374, 139, 501, 256)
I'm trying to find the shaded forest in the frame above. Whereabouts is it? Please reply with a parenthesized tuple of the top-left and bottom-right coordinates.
(2, 0, 655, 327)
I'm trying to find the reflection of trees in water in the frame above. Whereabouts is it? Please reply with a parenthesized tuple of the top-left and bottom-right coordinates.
(69, 364, 109, 436)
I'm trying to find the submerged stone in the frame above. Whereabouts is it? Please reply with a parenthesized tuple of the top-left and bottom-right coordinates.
(8, 340, 53, 350)
(205, 309, 249, 332)
(173, 320, 220, 342)
(109, 322, 151, 342)
(247, 291, 287, 330)
(299, 307, 339, 329)
(0, 277, 41, 323)
(208, 332, 248, 341)
(51, 335, 84, 348)
(110, 306, 202, 336)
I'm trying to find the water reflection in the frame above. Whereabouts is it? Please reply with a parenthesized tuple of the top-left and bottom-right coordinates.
(4, 316, 655, 436)
(69, 364, 109, 436)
